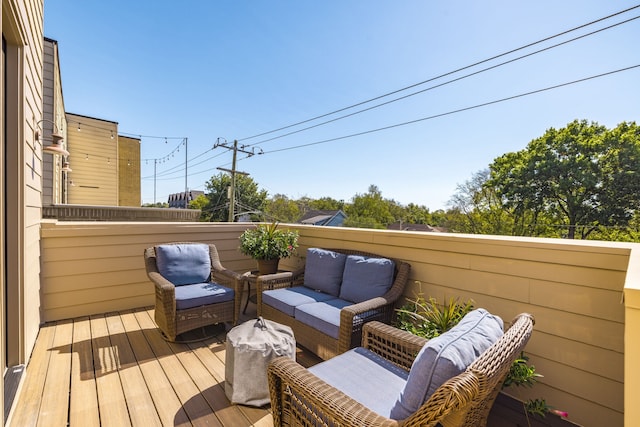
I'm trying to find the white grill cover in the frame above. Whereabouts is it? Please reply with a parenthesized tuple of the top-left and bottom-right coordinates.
(225, 317, 296, 406)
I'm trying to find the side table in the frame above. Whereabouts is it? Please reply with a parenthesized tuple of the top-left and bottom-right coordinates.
(240, 270, 294, 317)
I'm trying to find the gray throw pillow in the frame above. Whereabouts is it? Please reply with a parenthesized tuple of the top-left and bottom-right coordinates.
(338, 255, 395, 303)
(389, 308, 504, 420)
(303, 248, 347, 296)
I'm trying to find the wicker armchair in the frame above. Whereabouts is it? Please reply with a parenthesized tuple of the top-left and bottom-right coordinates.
(144, 242, 242, 341)
(268, 313, 535, 427)
(257, 248, 411, 360)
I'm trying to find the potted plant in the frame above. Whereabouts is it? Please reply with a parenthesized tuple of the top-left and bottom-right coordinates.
(395, 284, 570, 423)
(239, 222, 299, 274)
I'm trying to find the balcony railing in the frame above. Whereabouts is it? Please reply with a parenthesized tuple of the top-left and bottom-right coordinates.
(43, 204, 201, 222)
(35, 220, 639, 426)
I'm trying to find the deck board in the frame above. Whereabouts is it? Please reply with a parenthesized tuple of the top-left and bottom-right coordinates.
(8, 321, 56, 427)
(37, 319, 73, 427)
(91, 315, 133, 427)
(105, 312, 163, 427)
(69, 316, 100, 427)
(120, 310, 192, 426)
(7, 304, 320, 427)
(133, 309, 224, 426)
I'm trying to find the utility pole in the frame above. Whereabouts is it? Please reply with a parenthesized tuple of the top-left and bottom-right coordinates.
(153, 158, 157, 204)
(214, 138, 255, 222)
(184, 137, 188, 208)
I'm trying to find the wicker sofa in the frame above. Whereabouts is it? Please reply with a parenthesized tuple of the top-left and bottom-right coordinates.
(268, 311, 535, 427)
(257, 248, 411, 360)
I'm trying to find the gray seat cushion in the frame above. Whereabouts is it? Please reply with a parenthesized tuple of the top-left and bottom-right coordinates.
(338, 255, 395, 303)
(303, 248, 347, 296)
(390, 308, 504, 420)
(294, 298, 353, 339)
(174, 282, 234, 310)
(262, 286, 335, 317)
(308, 347, 409, 418)
(155, 243, 211, 286)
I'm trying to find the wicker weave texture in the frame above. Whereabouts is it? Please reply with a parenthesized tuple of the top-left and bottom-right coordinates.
(143, 242, 242, 341)
(268, 314, 535, 427)
(258, 248, 411, 360)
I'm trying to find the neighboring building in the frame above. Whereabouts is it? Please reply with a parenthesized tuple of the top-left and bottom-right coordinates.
(42, 37, 68, 205)
(42, 49, 142, 208)
(64, 113, 141, 206)
(387, 221, 447, 232)
(65, 113, 118, 205)
(118, 135, 142, 207)
(168, 190, 204, 208)
(298, 210, 347, 227)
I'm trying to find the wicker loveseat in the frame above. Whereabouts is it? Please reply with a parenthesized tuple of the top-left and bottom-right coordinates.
(257, 248, 411, 360)
(268, 311, 535, 427)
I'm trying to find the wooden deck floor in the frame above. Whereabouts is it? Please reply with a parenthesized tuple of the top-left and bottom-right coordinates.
(7, 306, 320, 427)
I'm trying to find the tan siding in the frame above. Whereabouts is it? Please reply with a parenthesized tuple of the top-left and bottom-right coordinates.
(39, 222, 254, 322)
(22, 0, 45, 366)
(24, 224, 41, 349)
(117, 135, 141, 206)
(41, 38, 66, 205)
(624, 249, 640, 427)
(2, 1, 44, 410)
(65, 114, 118, 205)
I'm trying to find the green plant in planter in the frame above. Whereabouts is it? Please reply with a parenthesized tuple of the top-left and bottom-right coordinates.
(395, 293, 474, 339)
(394, 286, 564, 420)
(503, 352, 542, 389)
(238, 222, 299, 260)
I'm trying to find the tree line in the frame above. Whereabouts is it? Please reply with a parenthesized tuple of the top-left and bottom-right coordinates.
(183, 119, 639, 242)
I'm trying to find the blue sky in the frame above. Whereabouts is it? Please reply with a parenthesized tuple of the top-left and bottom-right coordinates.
(44, 1, 640, 210)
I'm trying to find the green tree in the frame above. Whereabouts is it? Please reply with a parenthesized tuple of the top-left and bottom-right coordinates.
(264, 194, 301, 223)
(402, 203, 433, 225)
(344, 185, 395, 229)
(201, 173, 267, 222)
(447, 169, 555, 236)
(487, 120, 640, 239)
(309, 197, 345, 211)
(448, 169, 512, 234)
(189, 194, 209, 211)
(293, 196, 346, 220)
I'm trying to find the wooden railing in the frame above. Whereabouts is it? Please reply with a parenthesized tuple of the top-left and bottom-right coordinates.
(38, 221, 640, 426)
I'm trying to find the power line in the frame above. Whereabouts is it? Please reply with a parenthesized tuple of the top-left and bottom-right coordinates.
(244, 14, 640, 148)
(237, 4, 640, 143)
(261, 64, 640, 154)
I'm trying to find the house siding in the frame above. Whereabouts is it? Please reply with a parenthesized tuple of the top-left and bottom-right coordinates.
(1, 0, 45, 421)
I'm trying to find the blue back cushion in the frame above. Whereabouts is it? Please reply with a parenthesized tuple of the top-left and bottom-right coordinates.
(389, 308, 504, 420)
(155, 244, 211, 286)
(304, 248, 347, 296)
(338, 255, 395, 303)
